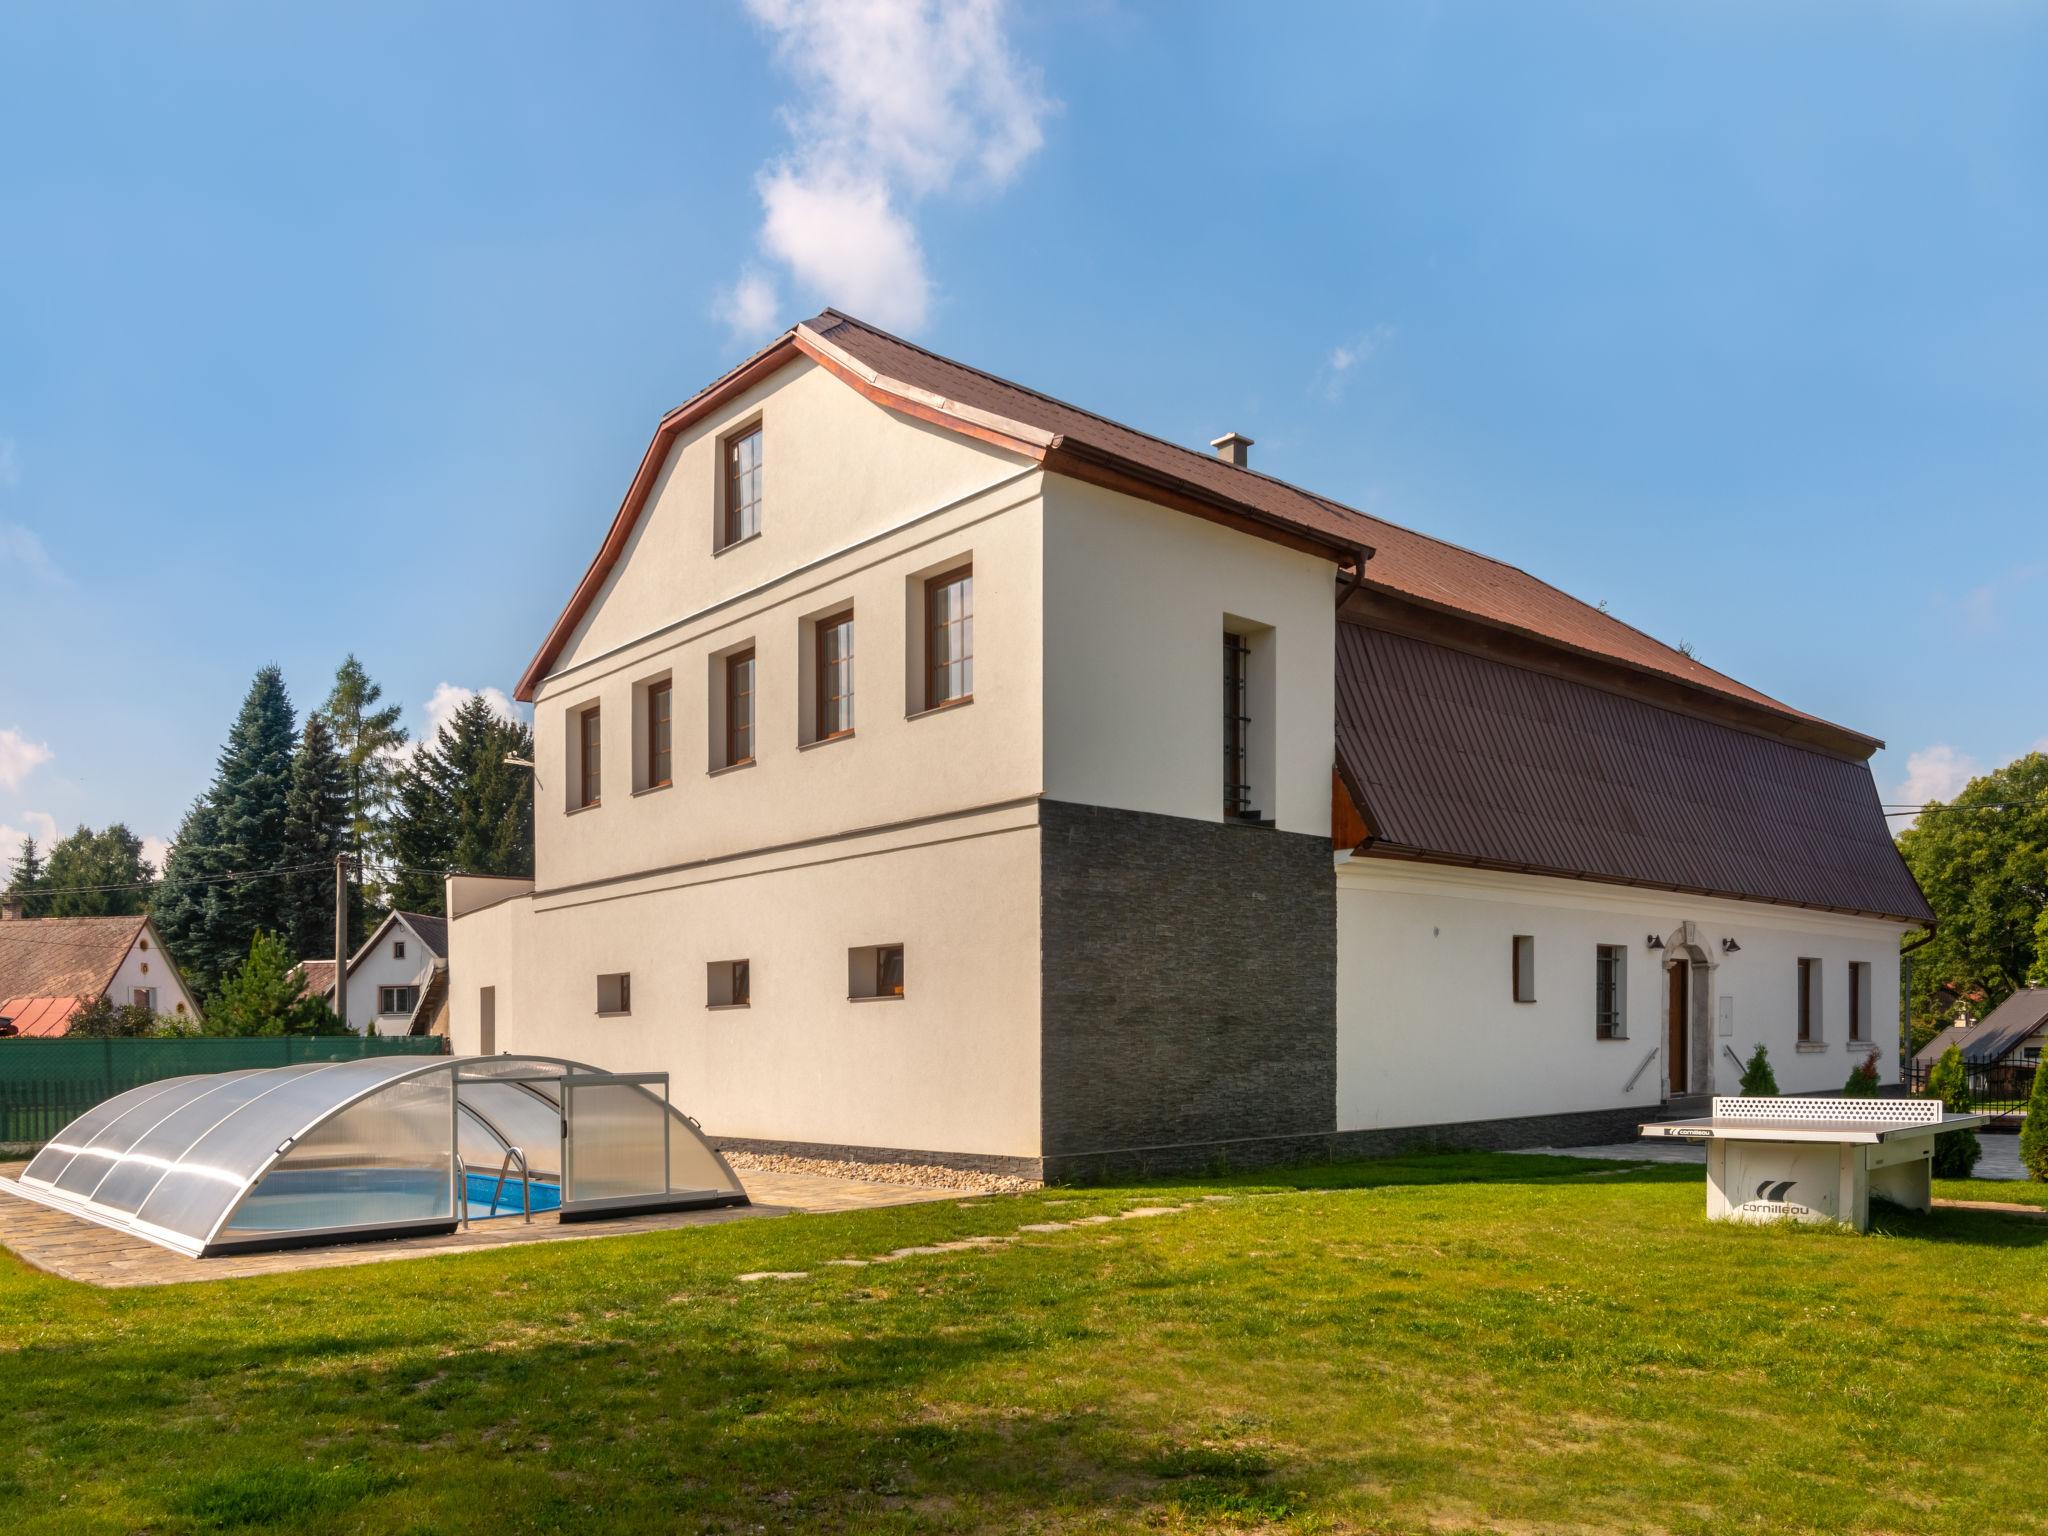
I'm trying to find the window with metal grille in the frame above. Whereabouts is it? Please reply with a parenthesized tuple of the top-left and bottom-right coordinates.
(722, 425, 762, 547)
(1595, 945, 1626, 1038)
(925, 565, 973, 709)
(1224, 630, 1251, 816)
(816, 609, 854, 739)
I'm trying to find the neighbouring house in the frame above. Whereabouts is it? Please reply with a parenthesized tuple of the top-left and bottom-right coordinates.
(1915, 988, 2048, 1074)
(0, 903, 200, 1037)
(448, 311, 1933, 1179)
(298, 911, 449, 1037)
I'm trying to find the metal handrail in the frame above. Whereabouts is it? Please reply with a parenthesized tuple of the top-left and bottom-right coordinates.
(488, 1146, 533, 1224)
(454, 1153, 470, 1229)
(1623, 1046, 1660, 1093)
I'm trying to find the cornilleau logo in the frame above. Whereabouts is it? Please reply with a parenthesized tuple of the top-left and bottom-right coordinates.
(1754, 1179, 1797, 1204)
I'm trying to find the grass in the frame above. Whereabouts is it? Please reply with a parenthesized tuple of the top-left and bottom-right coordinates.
(3, 1151, 2045, 1535)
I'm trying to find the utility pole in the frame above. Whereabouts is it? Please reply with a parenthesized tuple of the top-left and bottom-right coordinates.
(333, 851, 350, 1035)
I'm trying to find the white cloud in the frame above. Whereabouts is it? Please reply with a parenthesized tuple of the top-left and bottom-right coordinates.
(1891, 743, 1981, 826)
(140, 835, 171, 875)
(727, 0, 1055, 338)
(1319, 324, 1396, 401)
(0, 811, 59, 872)
(717, 269, 784, 340)
(0, 523, 66, 587)
(0, 728, 53, 792)
(423, 683, 524, 741)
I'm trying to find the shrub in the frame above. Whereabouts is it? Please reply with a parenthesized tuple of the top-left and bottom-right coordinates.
(65, 995, 160, 1038)
(1843, 1051, 1882, 1097)
(2021, 1055, 2048, 1182)
(1738, 1043, 1779, 1096)
(1925, 1045, 1982, 1179)
(205, 930, 349, 1037)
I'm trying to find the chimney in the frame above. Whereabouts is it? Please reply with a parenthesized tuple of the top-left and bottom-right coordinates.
(1, 895, 22, 922)
(1210, 431, 1254, 468)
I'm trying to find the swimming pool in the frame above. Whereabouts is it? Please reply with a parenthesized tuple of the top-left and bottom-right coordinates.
(221, 1166, 563, 1232)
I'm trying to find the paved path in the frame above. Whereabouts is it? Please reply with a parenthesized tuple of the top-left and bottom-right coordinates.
(1516, 1134, 2027, 1180)
(0, 1163, 954, 1289)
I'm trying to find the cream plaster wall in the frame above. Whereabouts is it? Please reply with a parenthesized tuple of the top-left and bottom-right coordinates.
(1336, 858, 1912, 1133)
(343, 917, 438, 1037)
(105, 923, 199, 1019)
(448, 805, 1043, 1158)
(1040, 477, 1336, 836)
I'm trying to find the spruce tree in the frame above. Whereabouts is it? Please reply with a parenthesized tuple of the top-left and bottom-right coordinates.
(2019, 1054, 2048, 1182)
(3, 835, 47, 916)
(319, 655, 407, 890)
(41, 823, 152, 917)
(149, 668, 298, 995)
(278, 715, 350, 961)
(387, 693, 534, 915)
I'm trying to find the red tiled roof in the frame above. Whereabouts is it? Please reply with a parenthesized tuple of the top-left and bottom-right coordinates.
(0, 996, 87, 1038)
(1335, 622, 1932, 924)
(293, 959, 338, 1000)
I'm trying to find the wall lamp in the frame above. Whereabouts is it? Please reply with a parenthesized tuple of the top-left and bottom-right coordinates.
(1721, 938, 1742, 955)
(1646, 935, 1664, 950)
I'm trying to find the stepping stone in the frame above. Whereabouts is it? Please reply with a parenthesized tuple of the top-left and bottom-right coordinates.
(737, 1271, 809, 1282)
(1017, 1222, 1071, 1233)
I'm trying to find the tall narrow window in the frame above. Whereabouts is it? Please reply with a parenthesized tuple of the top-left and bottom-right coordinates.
(1512, 935, 1537, 1003)
(1224, 630, 1251, 817)
(647, 679, 673, 787)
(725, 648, 756, 766)
(816, 609, 854, 739)
(578, 705, 602, 807)
(722, 425, 763, 547)
(925, 564, 973, 709)
(1797, 958, 1820, 1042)
(1595, 945, 1626, 1039)
(1847, 960, 1870, 1043)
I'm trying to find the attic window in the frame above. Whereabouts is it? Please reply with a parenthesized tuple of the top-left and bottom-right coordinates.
(721, 424, 763, 549)
(393, 940, 406, 961)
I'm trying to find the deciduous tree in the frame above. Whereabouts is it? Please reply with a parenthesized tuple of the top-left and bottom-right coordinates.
(40, 823, 153, 917)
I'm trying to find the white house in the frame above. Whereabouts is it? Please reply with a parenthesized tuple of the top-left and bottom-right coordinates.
(448, 311, 1932, 1179)
(0, 907, 201, 1036)
(305, 910, 449, 1037)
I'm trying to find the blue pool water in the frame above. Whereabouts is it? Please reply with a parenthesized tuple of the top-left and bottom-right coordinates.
(224, 1166, 561, 1231)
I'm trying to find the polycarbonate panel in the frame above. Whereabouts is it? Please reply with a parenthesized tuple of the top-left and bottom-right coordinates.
(457, 1080, 563, 1181)
(138, 1058, 442, 1243)
(84, 1062, 342, 1218)
(564, 1082, 669, 1203)
(23, 1073, 227, 1189)
(220, 1069, 456, 1238)
(669, 1113, 744, 1198)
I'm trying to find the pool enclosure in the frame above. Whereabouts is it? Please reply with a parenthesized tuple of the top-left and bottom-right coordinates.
(10, 1055, 747, 1257)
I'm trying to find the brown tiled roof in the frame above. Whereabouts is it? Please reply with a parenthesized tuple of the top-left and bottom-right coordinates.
(399, 912, 449, 960)
(0, 996, 86, 1038)
(293, 958, 337, 1000)
(0, 916, 146, 1005)
(807, 311, 1858, 744)
(1336, 623, 1932, 923)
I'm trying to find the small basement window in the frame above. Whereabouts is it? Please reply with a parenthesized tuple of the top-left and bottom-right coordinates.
(849, 944, 905, 1001)
(1512, 935, 1536, 1004)
(1595, 944, 1627, 1039)
(597, 973, 632, 1016)
(708, 959, 751, 1009)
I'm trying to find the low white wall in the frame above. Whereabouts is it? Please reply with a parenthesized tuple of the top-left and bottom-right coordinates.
(449, 806, 1043, 1160)
(1337, 859, 1911, 1133)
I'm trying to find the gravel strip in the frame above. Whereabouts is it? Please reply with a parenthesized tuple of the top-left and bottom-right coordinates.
(721, 1149, 1039, 1195)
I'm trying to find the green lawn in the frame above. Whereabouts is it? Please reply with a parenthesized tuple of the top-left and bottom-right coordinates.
(3, 1153, 2044, 1535)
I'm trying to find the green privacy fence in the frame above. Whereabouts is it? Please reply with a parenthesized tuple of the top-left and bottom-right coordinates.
(0, 1035, 449, 1148)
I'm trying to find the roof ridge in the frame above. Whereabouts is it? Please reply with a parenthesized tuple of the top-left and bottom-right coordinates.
(813, 310, 1761, 703)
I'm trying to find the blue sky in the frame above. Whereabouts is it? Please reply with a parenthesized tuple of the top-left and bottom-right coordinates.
(3, 1, 2045, 871)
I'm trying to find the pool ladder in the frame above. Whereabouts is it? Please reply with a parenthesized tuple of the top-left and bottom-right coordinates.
(456, 1147, 534, 1228)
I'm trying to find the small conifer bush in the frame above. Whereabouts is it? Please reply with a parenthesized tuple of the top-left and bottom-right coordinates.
(1738, 1043, 1779, 1097)
(1925, 1045, 1982, 1179)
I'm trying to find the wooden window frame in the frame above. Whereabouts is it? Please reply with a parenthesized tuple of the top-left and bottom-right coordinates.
(725, 647, 757, 767)
(1847, 960, 1868, 1043)
(1224, 630, 1251, 817)
(647, 678, 674, 788)
(730, 959, 750, 1008)
(577, 704, 602, 808)
(393, 940, 406, 961)
(814, 609, 855, 741)
(1797, 957, 1819, 1042)
(923, 563, 974, 711)
(876, 944, 905, 998)
(597, 972, 632, 1016)
(720, 423, 764, 550)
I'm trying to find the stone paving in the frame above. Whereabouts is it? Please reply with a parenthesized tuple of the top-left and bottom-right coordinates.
(0, 1162, 955, 1289)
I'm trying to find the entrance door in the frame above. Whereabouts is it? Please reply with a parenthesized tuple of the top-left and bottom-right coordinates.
(560, 1072, 672, 1213)
(1667, 963, 1689, 1096)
